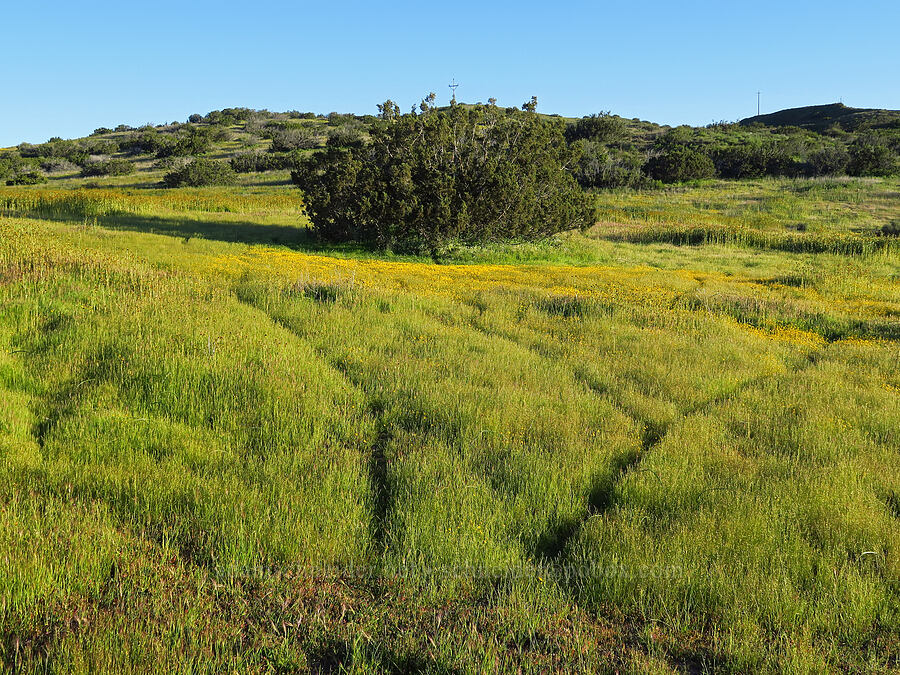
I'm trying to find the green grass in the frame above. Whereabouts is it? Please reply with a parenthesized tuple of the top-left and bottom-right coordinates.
(0, 176, 898, 673)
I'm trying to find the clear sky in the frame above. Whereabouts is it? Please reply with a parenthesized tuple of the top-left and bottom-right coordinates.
(2, 0, 898, 146)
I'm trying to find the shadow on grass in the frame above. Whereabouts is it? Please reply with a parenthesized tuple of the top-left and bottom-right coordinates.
(9, 209, 379, 257)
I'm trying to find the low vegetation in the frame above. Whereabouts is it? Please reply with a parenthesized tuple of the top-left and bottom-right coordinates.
(0, 172, 897, 672)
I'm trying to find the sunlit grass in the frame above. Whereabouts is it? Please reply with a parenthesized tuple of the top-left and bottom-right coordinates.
(0, 176, 897, 672)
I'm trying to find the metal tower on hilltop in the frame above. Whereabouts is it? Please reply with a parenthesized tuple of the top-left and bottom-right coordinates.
(449, 78, 459, 104)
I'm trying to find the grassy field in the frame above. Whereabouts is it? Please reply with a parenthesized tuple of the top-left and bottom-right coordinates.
(0, 178, 898, 673)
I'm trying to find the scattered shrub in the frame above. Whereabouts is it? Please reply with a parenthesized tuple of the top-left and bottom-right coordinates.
(230, 151, 292, 173)
(80, 158, 136, 177)
(565, 113, 626, 144)
(268, 127, 322, 152)
(848, 139, 898, 176)
(326, 126, 365, 149)
(6, 171, 47, 185)
(40, 158, 78, 173)
(121, 129, 167, 155)
(573, 141, 650, 189)
(644, 145, 716, 182)
(806, 146, 849, 176)
(163, 158, 236, 187)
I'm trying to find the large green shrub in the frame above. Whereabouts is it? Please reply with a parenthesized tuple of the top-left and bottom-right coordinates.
(6, 171, 47, 185)
(565, 113, 626, 144)
(162, 158, 236, 187)
(230, 151, 293, 173)
(573, 140, 650, 189)
(848, 138, 898, 176)
(80, 158, 136, 177)
(644, 145, 716, 183)
(292, 102, 593, 252)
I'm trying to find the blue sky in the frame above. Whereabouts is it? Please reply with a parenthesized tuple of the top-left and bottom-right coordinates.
(2, 0, 898, 146)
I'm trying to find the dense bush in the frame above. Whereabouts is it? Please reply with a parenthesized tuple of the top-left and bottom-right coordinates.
(326, 126, 365, 149)
(644, 145, 716, 182)
(6, 171, 47, 185)
(80, 158, 136, 177)
(0, 153, 39, 182)
(573, 140, 650, 189)
(230, 151, 293, 172)
(40, 158, 78, 173)
(162, 158, 236, 187)
(268, 127, 322, 152)
(806, 146, 850, 176)
(565, 113, 626, 144)
(155, 126, 220, 158)
(292, 102, 593, 251)
(121, 129, 167, 155)
(713, 144, 776, 178)
(81, 138, 120, 156)
(848, 138, 898, 176)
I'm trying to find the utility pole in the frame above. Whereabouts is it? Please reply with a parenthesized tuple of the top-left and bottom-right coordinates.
(757, 91, 761, 117)
(449, 78, 459, 105)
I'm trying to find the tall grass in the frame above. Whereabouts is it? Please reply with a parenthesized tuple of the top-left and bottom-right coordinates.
(0, 173, 897, 673)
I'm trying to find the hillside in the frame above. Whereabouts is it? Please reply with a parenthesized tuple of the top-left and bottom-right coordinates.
(2, 101, 899, 194)
(740, 102, 900, 132)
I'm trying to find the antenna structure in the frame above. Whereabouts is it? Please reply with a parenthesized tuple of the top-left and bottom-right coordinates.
(449, 78, 460, 104)
(757, 91, 761, 116)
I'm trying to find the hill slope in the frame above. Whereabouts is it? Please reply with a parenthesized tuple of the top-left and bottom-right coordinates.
(740, 102, 900, 132)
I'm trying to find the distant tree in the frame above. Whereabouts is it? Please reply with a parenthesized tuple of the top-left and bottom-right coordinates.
(377, 100, 400, 121)
(522, 96, 538, 113)
(188, 113, 203, 124)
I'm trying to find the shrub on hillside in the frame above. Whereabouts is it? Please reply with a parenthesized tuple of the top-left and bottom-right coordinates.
(80, 158, 136, 177)
(573, 141, 650, 189)
(713, 144, 774, 178)
(268, 127, 322, 152)
(162, 158, 236, 187)
(230, 151, 293, 173)
(565, 113, 626, 144)
(121, 129, 167, 155)
(6, 171, 47, 185)
(155, 126, 218, 158)
(292, 101, 593, 251)
(40, 158, 78, 173)
(806, 146, 849, 176)
(326, 126, 365, 149)
(81, 138, 120, 156)
(644, 145, 716, 182)
(848, 138, 897, 176)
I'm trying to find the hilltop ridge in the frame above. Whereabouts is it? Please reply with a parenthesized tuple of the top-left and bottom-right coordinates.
(740, 102, 900, 132)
